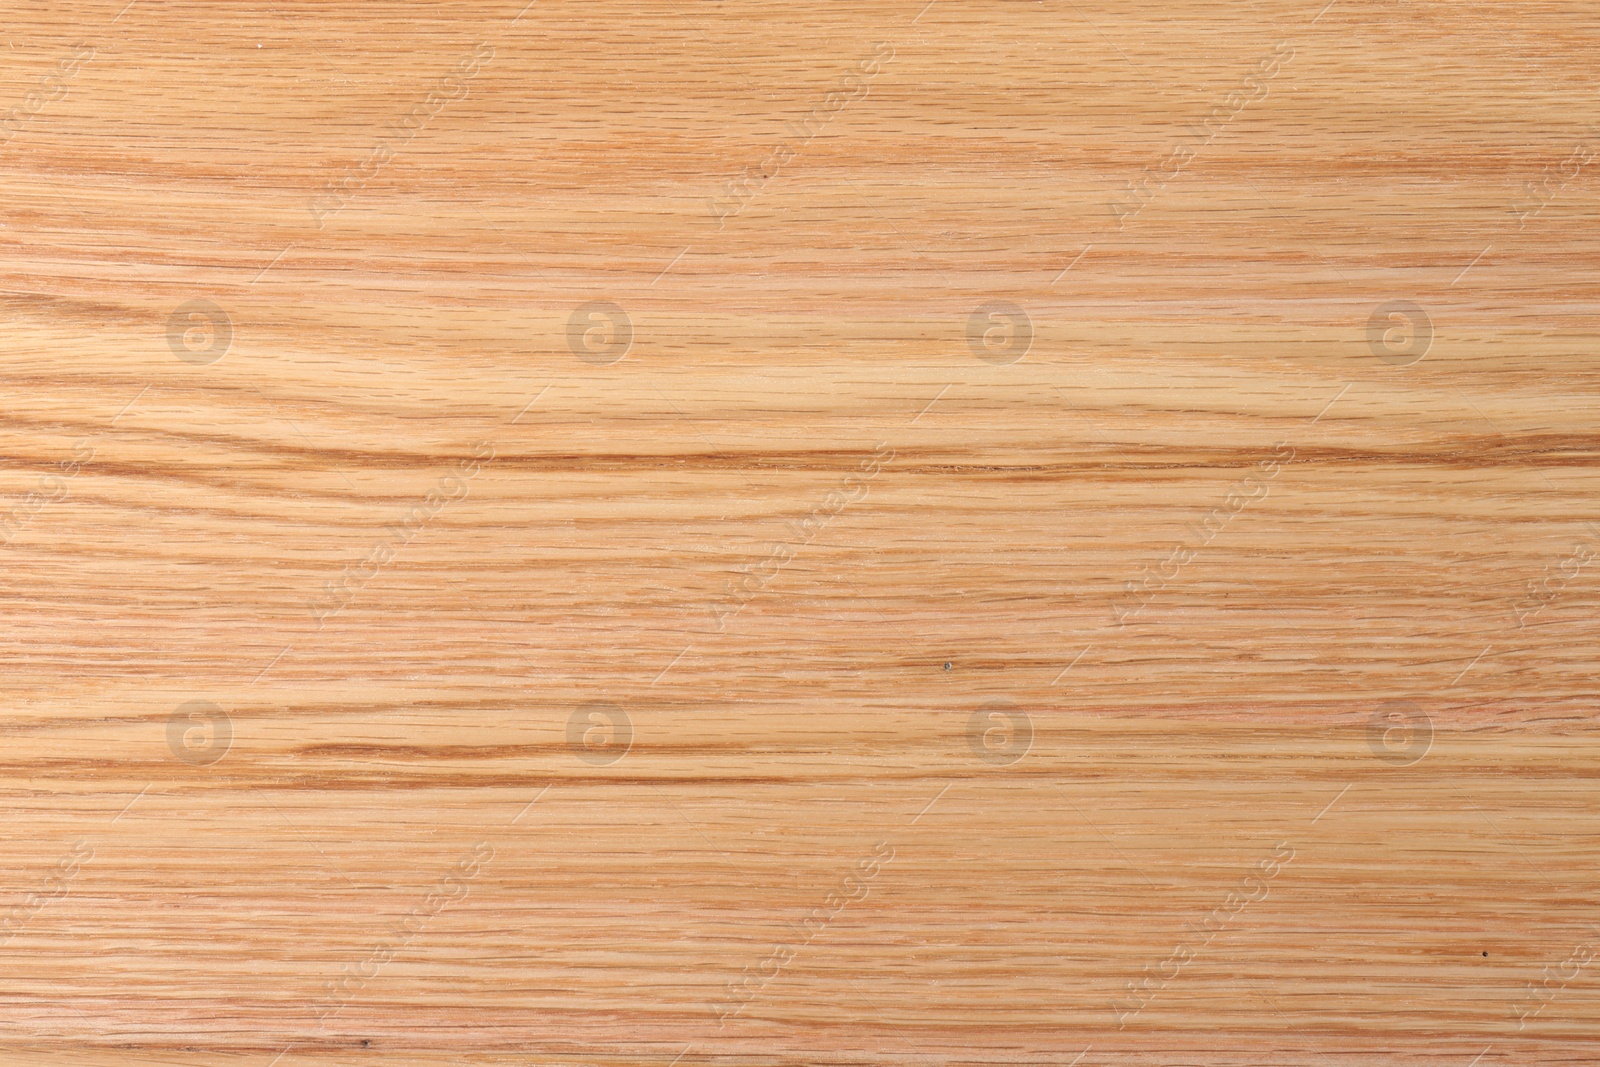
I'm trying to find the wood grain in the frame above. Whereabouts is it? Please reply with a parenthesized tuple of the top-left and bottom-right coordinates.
(1, 0, 1597, 1063)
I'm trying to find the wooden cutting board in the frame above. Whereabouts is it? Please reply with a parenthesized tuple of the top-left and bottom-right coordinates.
(1, 0, 1594, 1063)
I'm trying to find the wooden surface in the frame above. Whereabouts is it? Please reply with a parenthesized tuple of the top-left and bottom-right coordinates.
(1, 0, 1597, 1063)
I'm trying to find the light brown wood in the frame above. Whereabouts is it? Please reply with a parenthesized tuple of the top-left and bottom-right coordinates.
(1, 0, 1597, 1062)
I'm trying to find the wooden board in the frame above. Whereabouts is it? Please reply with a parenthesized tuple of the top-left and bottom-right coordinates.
(1, 0, 1596, 1063)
